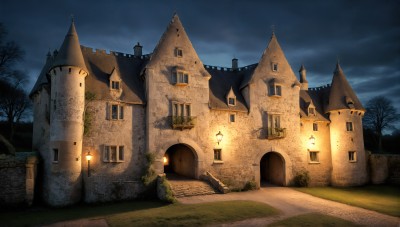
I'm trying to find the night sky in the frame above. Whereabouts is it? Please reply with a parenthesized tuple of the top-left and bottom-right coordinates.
(1, 0, 399, 116)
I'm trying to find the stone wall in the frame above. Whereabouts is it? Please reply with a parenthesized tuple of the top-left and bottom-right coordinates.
(0, 152, 38, 209)
(369, 154, 400, 185)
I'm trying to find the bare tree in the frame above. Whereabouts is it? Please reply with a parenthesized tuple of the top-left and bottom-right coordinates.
(363, 96, 399, 152)
(0, 23, 30, 141)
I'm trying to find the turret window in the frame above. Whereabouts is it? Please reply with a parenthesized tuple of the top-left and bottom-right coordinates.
(53, 149, 59, 163)
(103, 145, 124, 162)
(348, 151, 356, 162)
(346, 122, 353, 131)
(272, 63, 278, 72)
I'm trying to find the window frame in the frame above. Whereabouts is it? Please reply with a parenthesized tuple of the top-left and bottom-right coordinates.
(272, 62, 278, 72)
(229, 113, 236, 123)
(53, 148, 59, 163)
(175, 47, 183, 57)
(313, 122, 318, 131)
(228, 97, 236, 106)
(308, 151, 320, 163)
(109, 103, 124, 120)
(213, 148, 223, 162)
(172, 70, 189, 85)
(346, 122, 353, 131)
(268, 83, 282, 97)
(103, 145, 125, 163)
(111, 81, 120, 90)
(348, 151, 357, 162)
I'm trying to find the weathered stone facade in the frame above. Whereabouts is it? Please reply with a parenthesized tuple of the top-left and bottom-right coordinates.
(0, 153, 38, 208)
(30, 14, 369, 206)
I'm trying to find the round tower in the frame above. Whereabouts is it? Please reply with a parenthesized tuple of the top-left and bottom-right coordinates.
(46, 21, 88, 206)
(327, 63, 367, 186)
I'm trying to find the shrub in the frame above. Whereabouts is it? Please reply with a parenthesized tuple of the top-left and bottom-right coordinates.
(158, 175, 176, 203)
(294, 169, 310, 187)
(141, 153, 157, 186)
(243, 180, 257, 191)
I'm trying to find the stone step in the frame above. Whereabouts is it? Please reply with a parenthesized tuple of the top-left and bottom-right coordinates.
(168, 177, 218, 198)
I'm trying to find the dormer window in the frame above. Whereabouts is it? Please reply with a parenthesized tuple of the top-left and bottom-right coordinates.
(175, 48, 183, 57)
(172, 70, 189, 85)
(111, 81, 120, 90)
(226, 87, 237, 106)
(309, 107, 315, 115)
(228, 97, 236, 106)
(272, 63, 278, 72)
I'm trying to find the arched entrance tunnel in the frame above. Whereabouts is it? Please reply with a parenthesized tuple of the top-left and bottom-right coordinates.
(164, 144, 196, 178)
(260, 152, 285, 186)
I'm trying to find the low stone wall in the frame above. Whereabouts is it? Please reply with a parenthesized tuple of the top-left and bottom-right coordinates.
(369, 154, 400, 185)
(0, 152, 38, 209)
(201, 171, 230, 193)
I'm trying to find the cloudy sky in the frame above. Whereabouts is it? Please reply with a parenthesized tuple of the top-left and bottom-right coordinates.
(1, 0, 399, 114)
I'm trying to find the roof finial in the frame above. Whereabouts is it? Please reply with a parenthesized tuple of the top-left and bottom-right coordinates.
(271, 24, 275, 34)
(70, 14, 74, 23)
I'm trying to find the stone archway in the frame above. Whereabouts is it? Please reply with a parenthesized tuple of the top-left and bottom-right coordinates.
(260, 152, 285, 186)
(163, 144, 196, 179)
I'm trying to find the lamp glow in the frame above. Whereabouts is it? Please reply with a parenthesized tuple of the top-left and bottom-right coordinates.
(86, 151, 92, 177)
(309, 135, 315, 145)
(216, 131, 223, 145)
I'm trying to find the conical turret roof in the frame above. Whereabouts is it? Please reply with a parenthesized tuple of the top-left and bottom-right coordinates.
(326, 63, 364, 112)
(51, 21, 88, 73)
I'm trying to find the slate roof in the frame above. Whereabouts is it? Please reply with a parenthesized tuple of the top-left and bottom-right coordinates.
(300, 87, 330, 122)
(51, 21, 88, 73)
(207, 64, 257, 112)
(29, 54, 53, 97)
(326, 63, 364, 112)
(81, 47, 147, 104)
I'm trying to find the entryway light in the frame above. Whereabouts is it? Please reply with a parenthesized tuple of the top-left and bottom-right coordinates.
(309, 135, 315, 146)
(86, 151, 93, 177)
(216, 131, 223, 145)
(163, 156, 168, 165)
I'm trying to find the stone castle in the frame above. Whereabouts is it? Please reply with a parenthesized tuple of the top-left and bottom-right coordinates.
(30, 14, 368, 206)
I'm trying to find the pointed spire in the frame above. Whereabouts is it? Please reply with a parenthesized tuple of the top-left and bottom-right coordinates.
(299, 64, 308, 90)
(51, 20, 88, 73)
(326, 62, 364, 112)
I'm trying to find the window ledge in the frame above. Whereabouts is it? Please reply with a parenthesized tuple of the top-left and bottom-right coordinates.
(308, 161, 320, 164)
(269, 95, 282, 98)
(174, 83, 188, 86)
(213, 160, 224, 164)
(349, 160, 357, 163)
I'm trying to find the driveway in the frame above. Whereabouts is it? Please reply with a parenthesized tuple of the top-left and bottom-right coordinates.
(178, 186, 400, 227)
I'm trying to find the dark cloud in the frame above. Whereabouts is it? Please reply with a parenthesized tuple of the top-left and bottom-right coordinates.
(1, 0, 399, 114)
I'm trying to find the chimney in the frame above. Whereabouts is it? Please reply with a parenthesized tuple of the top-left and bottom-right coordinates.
(232, 58, 238, 70)
(299, 64, 308, 90)
(133, 42, 142, 57)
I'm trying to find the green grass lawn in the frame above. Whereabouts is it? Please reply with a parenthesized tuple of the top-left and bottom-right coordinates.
(0, 200, 278, 226)
(269, 213, 360, 227)
(294, 185, 400, 217)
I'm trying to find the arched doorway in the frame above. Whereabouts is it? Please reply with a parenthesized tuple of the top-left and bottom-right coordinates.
(164, 144, 196, 178)
(260, 152, 285, 186)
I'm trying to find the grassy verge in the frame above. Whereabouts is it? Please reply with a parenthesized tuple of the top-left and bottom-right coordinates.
(106, 200, 278, 226)
(269, 213, 360, 227)
(294, 185, 400, 217)
(0, 200, 278, 226)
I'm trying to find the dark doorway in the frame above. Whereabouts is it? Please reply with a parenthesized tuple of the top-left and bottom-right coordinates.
(260, 152, 285, 186)
(164, 144, 196, 178)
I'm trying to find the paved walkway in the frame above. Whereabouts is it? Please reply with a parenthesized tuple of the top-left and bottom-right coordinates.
(178, 186, 400, 227)
(167, 173, 217, 197)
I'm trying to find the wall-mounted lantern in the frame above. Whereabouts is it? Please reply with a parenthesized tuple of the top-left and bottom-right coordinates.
(86, 151, 93, 177)
(216, 131, 223, 145)
(309, 135, 315, 146)
(163, 156, 169, 165)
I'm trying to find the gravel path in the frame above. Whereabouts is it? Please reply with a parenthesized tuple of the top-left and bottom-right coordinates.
(178, 186, 400, 227)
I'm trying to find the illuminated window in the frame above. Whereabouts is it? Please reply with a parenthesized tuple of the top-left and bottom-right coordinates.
(214, 149, 222, 161)
(175, 48, 183, 57)
(348, 151, 356, 162)
(172, 71, 189, 85)
(110, 104, 124, 120)
(103, 145, 124, 162)
(313, 123, 318, 131)
(309, 151, 319, 163)
(346, 122, 353, 131)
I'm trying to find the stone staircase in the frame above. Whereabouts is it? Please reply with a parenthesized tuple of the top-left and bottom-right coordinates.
(167, 174, 218, 198)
